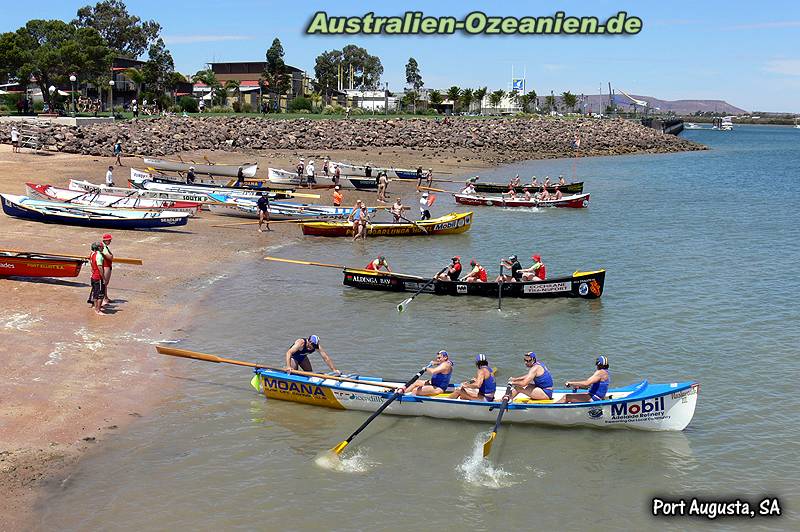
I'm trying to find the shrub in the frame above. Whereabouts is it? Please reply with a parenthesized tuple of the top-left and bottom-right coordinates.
(232, 100, 241, 112)
(169, 105, 182, 113)
(288, 96, 312, 112)
(294, 109, 310, 114)
(240, 103, 252, 113)
(179, 96, 198, 113)
(321, 104, 344, 115)
(209, 106, 229, 113)
(33, 101, 44, 112)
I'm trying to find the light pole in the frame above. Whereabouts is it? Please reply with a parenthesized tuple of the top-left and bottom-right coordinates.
(69, 74, 77, 116)
(108, 80, 115, 116)
(384, 82, 388, 116)
(48, 85, 55, 112)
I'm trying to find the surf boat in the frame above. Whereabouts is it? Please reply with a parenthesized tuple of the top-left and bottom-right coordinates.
(454, 193, 589, 209)
(300, 211, 473, 237)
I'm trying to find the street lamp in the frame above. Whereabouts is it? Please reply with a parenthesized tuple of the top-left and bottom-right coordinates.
(108, 79, 115, 116)
(384, 82, 388, 116)
(69, 74, 77, 116)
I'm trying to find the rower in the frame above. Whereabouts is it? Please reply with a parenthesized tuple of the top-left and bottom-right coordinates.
(463, 259, 487, 282)
(531, 176, 539, 189)
(365, 255, 391, 272)
(496, 255, 522, 282)
(552, 185, 563, 200)
(558, 174, 567, 185)
(398, 350, 453, 396)
(510, 174, 521, 188)
(543, 176, 551, 187)
(347, 199, 369, 241)
(449, 354, 496, 402)
(285, 335, 340, 375)
(186, 167, 196, 184)
(390, 198, 404, 223)
(436, 256, 462, 281)
(522, 187, 532, 201)
(332, 185, 343, 207)
(461, 182, 477, 195)
(565, 356, 611, 402)
(508, 352, 554, 400)
(539, 187, 551, 201)
(520, 254, 546, 281)
(256, 192, 271, 232)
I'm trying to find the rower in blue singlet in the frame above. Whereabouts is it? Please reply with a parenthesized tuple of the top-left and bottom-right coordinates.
(449, 353, 496, 402)
(399, 350, 453, 396)
(285, 335, 340, 375)
(509, 352, 554, 400)
(565, 356, 611, 401)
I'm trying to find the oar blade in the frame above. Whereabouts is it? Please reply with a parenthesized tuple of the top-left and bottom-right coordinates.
(483, 431, 497, 457)
(397, 298, 412, 313)
(331, 440, 349, 455)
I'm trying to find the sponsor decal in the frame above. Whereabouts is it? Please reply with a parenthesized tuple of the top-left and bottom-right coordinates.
(578, 282, 589, 296)
(607, 396, 667, 423)
(523, 281, 571, 294)
(587, 407, 603, 419)
(332, 391, 386, 403)
(350, 274, 392, 285)
(263, 377, 327, 398)
(671, 383, 699, 403)
(589, 279, 601, 296)
(0, 262, 14, 269)
(262, 376, 344, 408)
(582, 199, 589, 207)
(456, 284, 468, 294)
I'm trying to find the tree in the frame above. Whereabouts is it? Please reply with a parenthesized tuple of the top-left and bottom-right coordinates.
(74, 0, 160, 59)
(314, 49, 342, 101)
(509, 89, 520, 111)
(0, 20, 112, 108)
(473, 86, 487, 114)
(489, 89, 505, 112)
(446, 86, 461, 113)
(264, 38, 291, 110)
(142, 38, 174, 98)
(310, 91, 323, 112)
(225, 79, 241, 108)
(429, 90, 443, 108)
(562, 91, 577, 113)
(460, 88, 473, 114)
(342, 44, 383, 89)
(545, 94, 556, 113)
(527, 89, 538, 112)
(402, 90, 417, 112)
(192, 68, 220, 107)
(124, 67, 145, 99)
(405, 57, 423, 91)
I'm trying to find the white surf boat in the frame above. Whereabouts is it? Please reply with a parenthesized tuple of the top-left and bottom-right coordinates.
(27, 183, 201, 215)
(142, 157, 257, 178)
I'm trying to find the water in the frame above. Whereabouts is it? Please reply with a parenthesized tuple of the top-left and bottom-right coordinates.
(37, 126, 799, 530)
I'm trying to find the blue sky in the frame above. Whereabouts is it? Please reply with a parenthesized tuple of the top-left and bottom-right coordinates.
(5, 0, 800, 112)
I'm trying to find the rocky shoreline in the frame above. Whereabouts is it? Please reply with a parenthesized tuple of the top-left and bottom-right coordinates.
(3, 116, 705, 163)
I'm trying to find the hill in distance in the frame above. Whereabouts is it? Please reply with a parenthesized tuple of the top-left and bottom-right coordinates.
(579, 94, 748, 115)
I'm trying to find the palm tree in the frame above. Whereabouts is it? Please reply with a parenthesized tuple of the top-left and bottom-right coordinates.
(528, 89, 538, 112)
(225, 80, 242, 109)
(460, 88, 473, 114)
(489, 89, 505, 113)
(124, 68, 145, 100)
(509, 90, 521, 112)
(544, 94, 557, 113)
(429, 90, 443, 110)
(562, 91, 577, 113)
(473, 87, 487, 114)
(446, 86, 461, 113)
(310, 91, 323, 113)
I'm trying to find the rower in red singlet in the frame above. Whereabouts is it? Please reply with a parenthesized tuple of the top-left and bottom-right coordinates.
(365, 255, 391, 272)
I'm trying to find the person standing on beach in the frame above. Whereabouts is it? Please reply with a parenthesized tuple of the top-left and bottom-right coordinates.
(105, 166, 114, 187)
(425, 168, 434, 189)
(113, 139, 123, 166)
(332, 163, 341, 186)
(332, 185, 343, 207)
(100, 234, 114, 304)
(11, 126, 20, 153)
(322, 157, 330, 176)
(257, 192, 271, 232)
(377, 171, 389, 203)
(306, 160, 316, 188)
(415, 166, 424, 190)
(88, 242, 108, 315)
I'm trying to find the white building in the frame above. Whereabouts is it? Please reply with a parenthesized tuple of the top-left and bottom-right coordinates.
(344, 89, 399, 112)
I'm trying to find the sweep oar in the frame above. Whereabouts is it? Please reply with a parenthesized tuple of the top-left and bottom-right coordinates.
(0, 247, 142, 265)
(265, 256, 345, 269)
(483, 383, 514, 458)
(210, 218, 328, 228)
(417, 185, 451, 194)
(497, 265, 504, 310)
(156, 346, 398, 389)
(398, 213, 429, 234)
(397, 266, 447, 312)
(330, 364, 430, 455)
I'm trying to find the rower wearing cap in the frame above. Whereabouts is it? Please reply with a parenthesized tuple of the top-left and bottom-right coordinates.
(285, 335, 340, 375)
(565, 356, 611, 401)
(436, 256, 462, 281)
(552, 185, 563, 200)
(398, 350, 453, 396)
(463, 259, 487, 282)
(449, 354, 496, 402)
(521, 254, 546, 281)
(496, 255, 522, 282)
(508, 352, 554, 400)
(365, 255, 391, 272)
(510, 174, 521, 188)
(522, 187, 532, 201)
(100, 233, 113, 304)
(461, 182, 477, 195)
(558, 175, 567, 186)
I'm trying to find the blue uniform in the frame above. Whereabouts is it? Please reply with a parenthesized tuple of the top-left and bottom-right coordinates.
(429, 361, 453, 391)
(588, 370, 611, 401)
(533, 362, 554, 399)
(478, 367, 496, 400)
(291, 338, 316, 364)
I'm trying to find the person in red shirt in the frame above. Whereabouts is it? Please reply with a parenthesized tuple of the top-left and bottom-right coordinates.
(521, 254, 546, 281)
(464, 259, 488, 282)
(332, 186, 343, 207)
(365, 256, 391, 272)
(87, 242, 109, 315)
(436, 256, 462, 281)
(100, 233, 113, 304)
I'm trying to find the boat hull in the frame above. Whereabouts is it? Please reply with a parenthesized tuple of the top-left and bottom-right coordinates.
(454, 193, 590, 208)
(142, 158, 257, 178)
(343, 269, 605, 299)
(347, 177, 378, 190)
(0, 252, 83, 278)
(252, 369, 699, 431)
(300, 212, 473, 237)
(132, 168, 293, 192)
(268, 168, 336, 189)
(26, 183, 201, 215)
(393, 169, 419, 179)
(70, 180, 215, 205)
(474, 181, 584, 194)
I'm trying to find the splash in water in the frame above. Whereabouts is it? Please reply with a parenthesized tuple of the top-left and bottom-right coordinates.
(457, 433, 518, 489)
(314, 448, 380, 474)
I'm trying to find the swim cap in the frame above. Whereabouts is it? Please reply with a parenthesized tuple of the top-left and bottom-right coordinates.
(422, 192, 429, 197)
(102, 233, 112, 241)
(508, 255, 517, 261)
(532, 254, 541, 261)
(308, 335, 320, 346)
(452, 256, 460, 261)
(475, 353, 487, 363)
(525, 352, 537, 361)
(437, 350, 448, 358)
(470, 259, 476, 266)
(596, 355, 608, 366)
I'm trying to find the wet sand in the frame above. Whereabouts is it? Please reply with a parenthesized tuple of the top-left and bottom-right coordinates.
(0, 144, 491, 529)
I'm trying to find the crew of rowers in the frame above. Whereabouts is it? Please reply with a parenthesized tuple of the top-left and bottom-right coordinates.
(461, 174, 568, 201)
(430, 254, 546, 283)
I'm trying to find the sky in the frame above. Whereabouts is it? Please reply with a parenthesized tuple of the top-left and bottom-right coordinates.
(4, 0, 800, 112)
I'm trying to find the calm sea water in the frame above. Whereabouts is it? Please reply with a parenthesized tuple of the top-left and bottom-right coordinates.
(37, 126, 799, 530)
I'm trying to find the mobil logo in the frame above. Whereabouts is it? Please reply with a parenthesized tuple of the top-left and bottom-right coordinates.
(611, 396, 665, 418)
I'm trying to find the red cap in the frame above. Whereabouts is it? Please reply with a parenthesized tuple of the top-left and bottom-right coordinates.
(102, 233, 113, 241)
(532, 254, 541, 261)
(452, 256, 461, 261)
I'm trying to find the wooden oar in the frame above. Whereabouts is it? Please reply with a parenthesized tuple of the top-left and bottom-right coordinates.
(418, 186, 450, 194)
(0, 247, 142, 265)
(398, 214, 429, 234)
(210, 218, 327, 228)
(265, 256, 344, 269)
(156, 346, 398, 389)
(330, 364, 430, 455)
(397, 267, 447, 312)
(483, 384, 514, 457)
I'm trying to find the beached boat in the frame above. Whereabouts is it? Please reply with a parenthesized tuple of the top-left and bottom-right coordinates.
(330, 161, 391, 177)
(0, 250, 83, 278)
(206, 194, 370, 220)
(393, 168, 420, 179)
(472, 181, 584, 194)
(69, 179, 218, 205)
(142, 157, 257, 178)
(347, 177, 378, 190)
(130, 178, 300, 202)
(342, 269, 605, 299)
(26, 183, 202, 215)
(454, 193, 590, 209)
(267, 168, 337, 188)
(1, 194, 190, 229)
(250, 367, 699, 431)
(132, 167, 282, 190)
(300, 211, 473, 237)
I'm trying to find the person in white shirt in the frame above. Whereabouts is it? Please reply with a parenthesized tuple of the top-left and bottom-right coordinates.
(305, 160, 316, 187)
(419, 192, 431, 220)
(105, 166, 114, 186)
(11, 126, 20, 153)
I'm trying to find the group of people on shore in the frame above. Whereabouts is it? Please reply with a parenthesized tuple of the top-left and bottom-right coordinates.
(430, 254, 546, 283)
(285, 335, 612, 404)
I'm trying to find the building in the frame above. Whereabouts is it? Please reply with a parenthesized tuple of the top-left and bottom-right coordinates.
(205, 61, 311, 110)
(344, 89, 398, 112)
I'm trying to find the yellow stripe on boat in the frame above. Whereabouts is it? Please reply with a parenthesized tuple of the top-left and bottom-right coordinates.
(573, 269, 605, 277)
(258, 374, 345, 409)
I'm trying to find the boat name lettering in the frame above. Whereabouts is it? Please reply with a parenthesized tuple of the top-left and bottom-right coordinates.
(671, 384, 698, 400)
(262, 377, 327, 398)
(610, 397, 665, 421)
(523, 282, 571, 294)
(0, 262, 14, 269)
(350, 275, 391, 285)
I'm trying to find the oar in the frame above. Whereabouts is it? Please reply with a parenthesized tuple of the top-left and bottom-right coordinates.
(156, 346, 398, 389)
(498, 265, 503, 310)
(265, 256, 344, 269)
(0, 247, 142, 265)
(398, 214, 429, 234)
(483, 383, 514, 458)
(418, 185, 450, 194)
(397, 266, 447, 312)
(210, 218, 327, 228)
(330, 364, 430, 455)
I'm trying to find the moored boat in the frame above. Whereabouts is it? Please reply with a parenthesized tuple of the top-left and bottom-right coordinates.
(142, 157, 257, 178)
(1, 194, 190, 229)
(0, 251, 83, 277)
(251, 368, 699, 431)
(26, 183, 202, 215)
(454, 192, 590, 209)
(300, 211, 473, 237)
(342, 268, 605, 299)
(473, 181, 584, 194)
